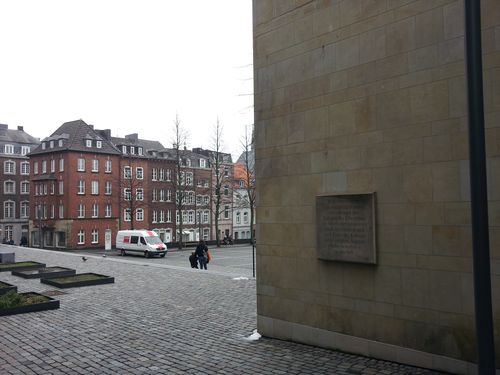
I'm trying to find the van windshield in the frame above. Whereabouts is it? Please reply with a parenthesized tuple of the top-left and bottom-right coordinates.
(145, 236, 163, 245)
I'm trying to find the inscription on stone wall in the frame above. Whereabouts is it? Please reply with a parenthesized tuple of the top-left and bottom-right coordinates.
(316, 193, 376, 264)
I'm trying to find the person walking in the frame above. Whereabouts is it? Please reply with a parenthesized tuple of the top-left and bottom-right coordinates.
(195, 240, 208, 270)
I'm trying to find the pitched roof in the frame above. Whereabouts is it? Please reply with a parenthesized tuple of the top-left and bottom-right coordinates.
(29, 119, 121, 155)
(0, 124, 39, 145)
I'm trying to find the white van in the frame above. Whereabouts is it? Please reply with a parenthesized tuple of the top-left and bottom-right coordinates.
(116, 230, 167, 258)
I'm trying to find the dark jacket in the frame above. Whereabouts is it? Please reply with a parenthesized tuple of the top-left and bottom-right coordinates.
(189, 253, 198, 268)
(195, 243, 208, 257)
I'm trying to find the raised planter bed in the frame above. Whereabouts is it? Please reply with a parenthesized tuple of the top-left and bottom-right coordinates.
(12, 267, 76, 279)
(0, 281, 17, 295)
(0, 261, 46, 272)
(0, 291, 60, 316)
(41, 273, 114, 288)
(0, 251, 15, 263)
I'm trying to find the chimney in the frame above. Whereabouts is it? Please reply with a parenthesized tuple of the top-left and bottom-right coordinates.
(97, 129, 112, 140)
(17, 126, 24, 132)
(125, 133, 138, 142)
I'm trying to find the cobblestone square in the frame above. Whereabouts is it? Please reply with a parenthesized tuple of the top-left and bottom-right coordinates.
(0, 247, 445, 374)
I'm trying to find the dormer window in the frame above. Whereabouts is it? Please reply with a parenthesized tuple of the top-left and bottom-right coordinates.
(122, 145, 127, 154)
(58, 139, 64, 147)
(21, 146, 30, 155)
(86, 139, 92, 148)
(200, 159, 206, 168)
(50, 140, 54, 148)
(96, 141, 102, 148)
(138, 147, 143, 155)
(4, 144, 14, 154)
(42, 142, 46, 150)
(130, 146, 135, 155)
(186, 159, 191, 167)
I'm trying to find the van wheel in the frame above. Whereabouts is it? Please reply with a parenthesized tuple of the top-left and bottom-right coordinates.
(144, 251, 150, 258)
(160, 253, 166, 258)
(120, 249, 125, 256)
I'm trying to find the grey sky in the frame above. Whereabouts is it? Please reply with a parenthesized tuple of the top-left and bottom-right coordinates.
(0, 0, 254, 159)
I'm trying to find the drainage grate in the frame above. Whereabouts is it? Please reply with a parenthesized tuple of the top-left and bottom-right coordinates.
(42, 290, 67, 296)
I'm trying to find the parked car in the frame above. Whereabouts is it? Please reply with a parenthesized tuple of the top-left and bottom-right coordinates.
(116, 230, 167, 258)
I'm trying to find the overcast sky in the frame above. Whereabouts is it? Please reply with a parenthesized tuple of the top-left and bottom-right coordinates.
(0, 0, 253, 160)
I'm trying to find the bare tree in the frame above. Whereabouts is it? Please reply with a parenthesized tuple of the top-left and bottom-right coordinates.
(172, 114, 189, 249)
(240, 124, 256, 244)
(211, 118, 224, 247)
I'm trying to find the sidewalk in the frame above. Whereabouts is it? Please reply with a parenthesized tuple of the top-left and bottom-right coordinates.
(0, 246, 445, 374)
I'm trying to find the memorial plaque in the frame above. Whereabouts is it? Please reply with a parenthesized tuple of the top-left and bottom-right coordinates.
(316, 193, 376, 264)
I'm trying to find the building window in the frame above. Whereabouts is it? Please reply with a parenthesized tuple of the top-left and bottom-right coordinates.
(105, 160, 112, 173)
(33, 161, 38, 174)
(77, 158, 85, 171)
(136, 208, 144, 221)
(136, 167, 144, 179)
(122, 145, 127, 154)
(224, 185, 229, 196)
(4, 160, 15, 174)
(123, 166, 132, 179)
(77, 180, 85, 195)
(51, 205, 55, 219)
(166, 189, 172, 202)
(224, 166, 229, 176)
(20, 201, 29, 218)
(136, 188, 144, 201)
(4, 144, 14, 154)
(138, 147, 143, 155)
(96, 141, 102, 149)
(152, 210, 157, 223)
(186, 172, 193, 185)
(92, 229, 98, 243)
(59, 205, 64, 219)
(152, 168, 158, 181)
(243, 212, 249, 224)
(59, 181, 64, 195)
(130, 146, 135, 155)
(77, 204, 85, 218)
(200, 159, 206, 168)
(42, 142, 46, 150)
(124, 188, 131, 201)
(21, 162, 29, 175)
(86, 139, 92, 147)
(91, 181, 99, 195)
(124, 208, 131, 221)
(159, 210, 165, 223)
(77, 230, 85, 245)
(42, 160, 47, 174)
(49, 140, 54, 148)
(159, 189, 165, 201)
(21, 146, 30, 155)
(203, 210, 209, 223)
(188, 210, 194, 224)
(20, 181, 29, 194)
(152, 189, 158, 201)
(166, 210, 172, 223)
(105, 204, 112, 218)
(159, 169, 165, 181)
(224, 205, 230, 219)
(204, 196, 210, 205)
(236, 211, 241, 224)
(166, 169, 171, 181)
(59, 158, 64, 172)
(92, 204, 98, 218)
(58, 139, 64, 147)
(92, 159, 99, 172)
(105, 181, 112, 195)
(4, 225, 13, 241)
(4, 180, 15, 194)
(50, 159, 55, 173)
(4, 201, 15, 219)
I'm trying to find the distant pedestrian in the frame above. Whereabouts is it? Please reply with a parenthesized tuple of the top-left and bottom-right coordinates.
(195, 240, 208, 270)
(189, 252, 198, 269)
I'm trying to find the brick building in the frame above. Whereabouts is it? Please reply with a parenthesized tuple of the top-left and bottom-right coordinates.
(0, 124, 39, 245)
(29, 120, 121, 249)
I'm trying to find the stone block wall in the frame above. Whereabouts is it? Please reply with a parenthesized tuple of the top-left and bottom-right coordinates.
(253, 1, 500, 373)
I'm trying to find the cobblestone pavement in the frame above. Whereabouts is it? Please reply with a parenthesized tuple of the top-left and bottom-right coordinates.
(0, 246, 447, 375)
